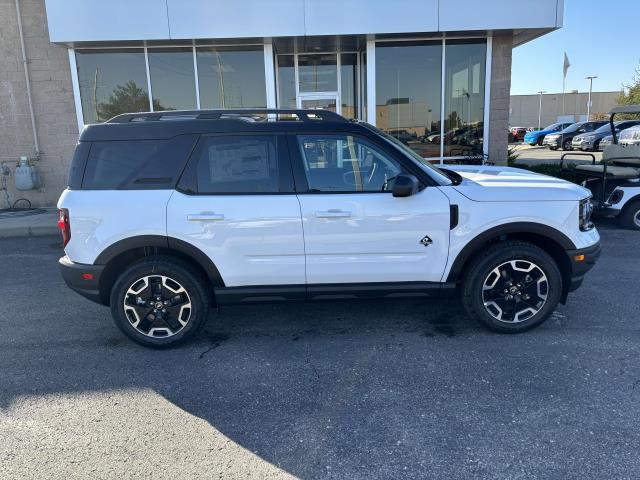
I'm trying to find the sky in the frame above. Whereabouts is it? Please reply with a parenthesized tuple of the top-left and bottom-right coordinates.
(511, 0, 639, 95)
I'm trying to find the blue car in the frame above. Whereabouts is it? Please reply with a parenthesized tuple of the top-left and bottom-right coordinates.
(523, 122, 573, 146)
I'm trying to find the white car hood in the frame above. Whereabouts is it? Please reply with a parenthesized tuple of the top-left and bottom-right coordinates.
(445, 165, 591, 202)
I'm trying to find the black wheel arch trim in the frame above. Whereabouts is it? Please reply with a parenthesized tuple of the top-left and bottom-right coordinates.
(446, 222, 577, 283)
(94, 235, 225, 287)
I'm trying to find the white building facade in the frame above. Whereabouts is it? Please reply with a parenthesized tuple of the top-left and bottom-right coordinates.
(0, 0, 564, 206)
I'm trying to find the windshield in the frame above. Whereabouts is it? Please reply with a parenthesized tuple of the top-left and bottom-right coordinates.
(543, 122, 562, 131)
(594, 123, 615, 134)
(561, 123, 585, 134)
(368, 125, 453, 186)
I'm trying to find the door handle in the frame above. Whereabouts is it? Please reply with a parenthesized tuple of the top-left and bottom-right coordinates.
(187, 213, 225, 222)
(315, 209, 351, 218)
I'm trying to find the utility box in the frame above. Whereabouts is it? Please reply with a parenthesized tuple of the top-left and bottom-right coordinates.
(15, 157, 39, 191)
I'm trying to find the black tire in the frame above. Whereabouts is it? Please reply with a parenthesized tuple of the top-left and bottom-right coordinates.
(109, 256, 210, 348)
(549, 146, 558, 151)
(536, 136, 544, 146)
(562, 139, 572, 151)
(461, 241, 563, 333)
(619, 199, 640, 231)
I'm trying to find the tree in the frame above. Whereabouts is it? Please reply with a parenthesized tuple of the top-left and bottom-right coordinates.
(617, 65, 640, 109)
(97, 81, 165, 121)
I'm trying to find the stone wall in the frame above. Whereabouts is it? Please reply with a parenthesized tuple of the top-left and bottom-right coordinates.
(0, 0, 77, 208)
(488, 32, 513, 166)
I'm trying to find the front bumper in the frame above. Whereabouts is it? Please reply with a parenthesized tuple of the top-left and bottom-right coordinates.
(564, 241, 601, 295)
(59, 256, 106, 304)
(572, 138, 594, 150)
(543, 136, 561, 147)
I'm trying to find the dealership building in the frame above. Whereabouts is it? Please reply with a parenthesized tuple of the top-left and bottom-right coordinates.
(1, 0, 565, 207)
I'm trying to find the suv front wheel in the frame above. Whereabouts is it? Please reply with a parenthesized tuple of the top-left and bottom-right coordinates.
(461, 241, 562, 333)
(109, 256, 210, 348)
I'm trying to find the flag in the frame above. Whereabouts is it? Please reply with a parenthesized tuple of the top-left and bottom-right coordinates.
(563, 52, 571, 79)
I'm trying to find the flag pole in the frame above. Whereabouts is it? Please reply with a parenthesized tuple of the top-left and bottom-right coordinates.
(562, 76, 565, 115)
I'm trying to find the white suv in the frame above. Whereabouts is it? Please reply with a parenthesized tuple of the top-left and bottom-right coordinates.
(57, 109, 601, 348)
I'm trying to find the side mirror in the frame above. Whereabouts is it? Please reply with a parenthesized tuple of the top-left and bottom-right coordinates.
(392, 173, 420, 197)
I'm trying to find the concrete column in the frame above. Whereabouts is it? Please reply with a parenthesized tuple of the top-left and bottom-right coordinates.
(487, 32, 513, 165)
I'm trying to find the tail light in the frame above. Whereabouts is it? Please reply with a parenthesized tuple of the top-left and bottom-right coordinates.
(57, 208, 71, 247)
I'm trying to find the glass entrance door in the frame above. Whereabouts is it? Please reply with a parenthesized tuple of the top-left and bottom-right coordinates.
(298, 93, 339, 113)
(276, 51, 361, 118)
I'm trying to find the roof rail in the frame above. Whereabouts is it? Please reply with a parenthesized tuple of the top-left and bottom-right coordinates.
(106, 108, 348, 124)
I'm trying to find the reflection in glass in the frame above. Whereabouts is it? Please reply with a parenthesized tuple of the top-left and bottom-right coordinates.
(197, 47, 266, 108)
(443, 41, 486, 157)
(375, 42, 442, 158)
(298, 54, 338, 92)
(277, 55, 296, 108)
(75, 49, 150, 123)
(340, 53, 357, 118)
(300, 98, 337, 112)
(148, 48, 196, 111)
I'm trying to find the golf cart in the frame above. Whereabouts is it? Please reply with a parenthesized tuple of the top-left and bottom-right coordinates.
(560, 105, 640, 230)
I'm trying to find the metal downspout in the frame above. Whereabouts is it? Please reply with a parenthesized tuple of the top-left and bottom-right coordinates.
(15, 0, 41, 158)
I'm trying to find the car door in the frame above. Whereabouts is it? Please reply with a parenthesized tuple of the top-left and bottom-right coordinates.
(167, 132, 305, 288)
(291, 132, 451, 287)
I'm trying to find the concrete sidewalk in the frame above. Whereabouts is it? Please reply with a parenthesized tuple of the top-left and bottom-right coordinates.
(0, 209, 59, 238)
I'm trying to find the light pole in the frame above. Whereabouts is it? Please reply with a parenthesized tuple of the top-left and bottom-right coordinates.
(537, 90, 546, 130)
(585, 75, 597, 120)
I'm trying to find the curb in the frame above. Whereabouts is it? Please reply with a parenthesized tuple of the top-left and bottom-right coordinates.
(0, 225, 59, 238)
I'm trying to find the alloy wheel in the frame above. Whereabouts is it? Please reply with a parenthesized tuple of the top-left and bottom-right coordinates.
(481, 259, 549, 323)
(123, 275, 192, 338)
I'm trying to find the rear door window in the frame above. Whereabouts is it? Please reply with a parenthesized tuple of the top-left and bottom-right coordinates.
(82, 135, 197, 189)
(180, 134, 294, 194)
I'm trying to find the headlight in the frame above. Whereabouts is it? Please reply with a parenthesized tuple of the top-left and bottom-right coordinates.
(579, 198, 594, 231)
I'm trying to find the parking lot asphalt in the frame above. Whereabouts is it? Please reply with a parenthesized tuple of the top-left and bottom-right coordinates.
(1, 225, 639, 479)
(510, 143, 603, 166)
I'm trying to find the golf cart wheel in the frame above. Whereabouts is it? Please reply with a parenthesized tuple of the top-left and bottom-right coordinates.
(620, 199, 640, 231)
(461, 241, 562, 333)
(109, 256, 210, 348)
(562, 139, 572, 151)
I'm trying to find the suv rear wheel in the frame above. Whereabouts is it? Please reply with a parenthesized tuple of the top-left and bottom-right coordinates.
(461, 241, 562, 333)
(109, 256, 210, 348)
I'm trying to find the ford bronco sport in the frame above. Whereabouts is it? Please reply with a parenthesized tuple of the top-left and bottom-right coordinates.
(58, 109, 601, 348)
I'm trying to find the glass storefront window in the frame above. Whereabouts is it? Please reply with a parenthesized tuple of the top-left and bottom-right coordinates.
(75, 49, 149, 124)
(148, 48, 196, 111)
(443, 41, 486, 157)
(196, 46, 266, 108)
(277, 55, 296, 108)
(375, 42, 442, 158)
(340, 53, 357, 118)
(298, 54, 338, 93)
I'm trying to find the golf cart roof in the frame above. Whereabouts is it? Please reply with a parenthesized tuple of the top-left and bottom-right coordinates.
(610, 105, 640, 114)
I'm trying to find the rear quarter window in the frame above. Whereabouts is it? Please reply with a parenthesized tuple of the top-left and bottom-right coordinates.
(81, 135, 197, 190)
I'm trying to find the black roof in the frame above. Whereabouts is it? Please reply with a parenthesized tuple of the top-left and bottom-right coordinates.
(79, 109, 369, 142)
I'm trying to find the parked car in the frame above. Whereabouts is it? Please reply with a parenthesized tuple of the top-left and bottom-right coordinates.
(509, 126, 528, 141)
(619, 125, 640, 146)
(57, 108, 600, 348)
(572, 120, 640, 151)
(543, 121, 608, 150)
(387, 129, 417, 145)
(598, 134, 614, 151)
(524, 122, 573, 146)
